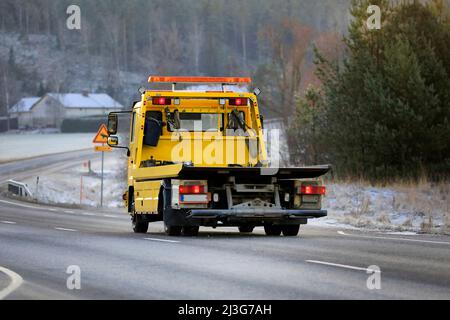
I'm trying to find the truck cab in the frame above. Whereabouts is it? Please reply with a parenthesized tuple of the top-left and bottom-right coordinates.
(108, 76, 330, 236)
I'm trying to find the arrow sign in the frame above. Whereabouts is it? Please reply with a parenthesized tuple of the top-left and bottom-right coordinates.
(93, 124, 109, 144)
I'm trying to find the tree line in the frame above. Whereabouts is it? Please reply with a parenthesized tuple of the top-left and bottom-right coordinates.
(0, 0, 349, 114)
(289, 0, 450, 181)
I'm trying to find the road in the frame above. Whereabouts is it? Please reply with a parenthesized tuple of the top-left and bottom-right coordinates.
(0, 152, 449, 300)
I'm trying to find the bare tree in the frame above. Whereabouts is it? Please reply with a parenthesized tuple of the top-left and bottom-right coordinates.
(263, 18, 313, 125)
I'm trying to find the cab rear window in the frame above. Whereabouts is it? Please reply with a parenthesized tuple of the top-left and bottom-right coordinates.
(172, 113, 222, 132)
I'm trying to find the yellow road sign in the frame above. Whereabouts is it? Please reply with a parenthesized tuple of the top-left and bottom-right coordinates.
(95, 145, 112, 152)
(93, 124, 109, 144)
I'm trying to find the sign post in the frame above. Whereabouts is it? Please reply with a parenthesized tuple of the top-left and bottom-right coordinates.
(93, 124, 111, 208)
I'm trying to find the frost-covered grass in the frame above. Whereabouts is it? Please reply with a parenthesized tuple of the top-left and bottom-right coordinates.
(312, 180, 450, 235)
(0, 132, 93, 162)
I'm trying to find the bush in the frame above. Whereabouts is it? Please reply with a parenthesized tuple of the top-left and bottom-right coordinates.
(61, 117, 107, 133)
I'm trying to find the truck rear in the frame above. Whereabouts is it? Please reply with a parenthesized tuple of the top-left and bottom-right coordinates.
(107, 76, 330, 236)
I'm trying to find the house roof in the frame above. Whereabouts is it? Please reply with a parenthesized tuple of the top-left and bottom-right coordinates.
(47, 93, 123, 109)
(10, 97, 41, 113)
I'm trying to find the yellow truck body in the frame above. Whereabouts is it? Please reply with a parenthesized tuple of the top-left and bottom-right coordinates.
(108, 76, 330, 236)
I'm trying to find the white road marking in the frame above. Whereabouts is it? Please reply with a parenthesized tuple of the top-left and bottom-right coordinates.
(103, 214, 120, 218)
(0, 199, 40, 210)
(54, 227, 78, 232)
(0, 266, 24, 300)
(338, 230, 450, 245)
(306, 260, 381, 273)
(1, 221, 17, 225)
(0, 199, 61, 214)
(81, 212, 96, 216)
(64, 210, 75, 214)
(144, 238, 180, 244)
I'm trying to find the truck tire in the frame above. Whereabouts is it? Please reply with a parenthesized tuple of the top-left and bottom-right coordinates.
(164, 223, 182, 236)
(132, 215, 149, 233)
(282, 225, 300, 236)
(239, 225, 255, 233)
(264, 224, 282, 236)
(182, 226, 199, 237)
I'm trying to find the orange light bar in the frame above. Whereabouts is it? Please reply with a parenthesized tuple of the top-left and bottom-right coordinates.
(148, 76, 252, 84)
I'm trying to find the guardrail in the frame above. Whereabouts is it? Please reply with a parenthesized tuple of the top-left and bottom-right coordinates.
(7, 180, 33, 198)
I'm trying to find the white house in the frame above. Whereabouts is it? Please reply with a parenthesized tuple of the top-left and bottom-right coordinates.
(9, 97, 41, 129)
(9, 93, 123, 129)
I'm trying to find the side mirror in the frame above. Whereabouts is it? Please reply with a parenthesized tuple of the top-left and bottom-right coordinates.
(108, 114, 118, 135)
(108, 136, 119, 146)
(143, 117, 162, 147)
(253, 87, 261, 96)
(173, 109, 181, 130)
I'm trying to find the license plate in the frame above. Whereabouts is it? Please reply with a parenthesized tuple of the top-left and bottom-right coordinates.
(180, 194, 209, 203)
(302, 195, 319, 203)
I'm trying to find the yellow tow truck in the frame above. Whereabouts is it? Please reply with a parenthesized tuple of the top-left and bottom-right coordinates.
(107, 76, 330, 236)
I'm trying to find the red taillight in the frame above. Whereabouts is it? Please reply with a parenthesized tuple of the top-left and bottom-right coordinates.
(229, 98, 248, 106)
(179, 185, 206, 194)
(299, 185, 326, 195)
(152, 97, 172, 105)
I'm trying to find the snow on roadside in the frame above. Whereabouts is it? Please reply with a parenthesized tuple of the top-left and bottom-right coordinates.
(22, 152, 127, 209)
(0, 132, 93, 162)
(310, 182, 450, 234)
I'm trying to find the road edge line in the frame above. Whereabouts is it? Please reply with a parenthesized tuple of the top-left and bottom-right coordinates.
(0, 266, 24, 300)
(338, 230, 450, 245)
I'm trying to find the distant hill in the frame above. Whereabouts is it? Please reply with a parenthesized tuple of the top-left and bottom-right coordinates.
(0, 0, 351, 115)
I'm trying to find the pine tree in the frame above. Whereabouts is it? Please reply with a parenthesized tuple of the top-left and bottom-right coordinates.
(313, 0, 450, 180)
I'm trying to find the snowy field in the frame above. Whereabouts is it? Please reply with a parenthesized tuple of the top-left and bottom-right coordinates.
(0, 132, 93, 162)
(311, 182, 450, 235)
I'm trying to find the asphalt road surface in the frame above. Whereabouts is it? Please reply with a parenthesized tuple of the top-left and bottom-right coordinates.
(0, 152, 449, 300)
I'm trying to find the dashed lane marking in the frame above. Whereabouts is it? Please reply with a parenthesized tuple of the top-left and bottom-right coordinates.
(0, 221, 17, 225)
(144, 238, 180, 244)
(54, 227, 78, 232)
(306, 260, 381, 273)
(103, 214, 123, 219)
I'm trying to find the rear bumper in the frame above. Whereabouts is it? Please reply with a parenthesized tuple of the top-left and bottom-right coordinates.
(188, 208, 327, 220)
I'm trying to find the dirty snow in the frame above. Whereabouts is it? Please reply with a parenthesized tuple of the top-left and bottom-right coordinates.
(0, 132, 93, 162)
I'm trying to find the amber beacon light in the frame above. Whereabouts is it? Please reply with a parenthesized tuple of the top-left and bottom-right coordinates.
(148, 76, 252, 84)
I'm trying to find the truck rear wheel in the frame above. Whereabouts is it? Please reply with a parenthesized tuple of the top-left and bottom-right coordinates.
(132, 215, 149, 234)
(164, 223, 182, 236)
(182, 226, 199, 237)
(282, 225, 300, 236)
(264, 224, 282, 236)
(239, 225, 255, 233)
